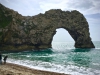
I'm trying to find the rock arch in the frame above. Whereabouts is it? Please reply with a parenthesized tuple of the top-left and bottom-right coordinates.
(0, 4, 95, 50)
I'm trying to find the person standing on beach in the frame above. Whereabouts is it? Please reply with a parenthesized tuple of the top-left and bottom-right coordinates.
(0, 53, 2, 65)
(3, 55, 8, 64)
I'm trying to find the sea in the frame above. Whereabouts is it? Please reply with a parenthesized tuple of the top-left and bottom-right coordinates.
(1, 41, 100, 75)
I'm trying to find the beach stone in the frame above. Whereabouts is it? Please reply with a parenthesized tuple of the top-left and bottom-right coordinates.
(0, 3, 95, 50)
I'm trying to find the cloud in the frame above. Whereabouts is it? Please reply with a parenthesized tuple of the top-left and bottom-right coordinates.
(39, 0, 68, 13)
(0, 0, 100, 16)
(39, 0, 100, 15)
(66, 0, 94, 10)
(74, 0, 100, 15)
(0, 0, 42, 16)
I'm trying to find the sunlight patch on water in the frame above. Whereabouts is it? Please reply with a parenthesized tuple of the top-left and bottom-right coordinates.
(52, 42, 75, 50)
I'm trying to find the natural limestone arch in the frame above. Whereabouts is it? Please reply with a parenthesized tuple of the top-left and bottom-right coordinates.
(0, 4, 95, 50)
(37, 10, 95, 49)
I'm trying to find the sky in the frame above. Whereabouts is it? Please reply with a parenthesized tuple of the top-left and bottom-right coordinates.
(0, 0, 100, 42)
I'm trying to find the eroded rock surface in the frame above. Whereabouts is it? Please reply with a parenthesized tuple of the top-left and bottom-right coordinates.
(0, 4, 95, 50)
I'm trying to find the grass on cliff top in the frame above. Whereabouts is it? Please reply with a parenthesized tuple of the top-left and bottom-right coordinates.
(0, 9, 12, 28)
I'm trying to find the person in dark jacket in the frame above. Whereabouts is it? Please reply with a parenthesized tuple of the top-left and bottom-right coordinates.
(0, 53, 2, 65)
(3, 55, 8, 64)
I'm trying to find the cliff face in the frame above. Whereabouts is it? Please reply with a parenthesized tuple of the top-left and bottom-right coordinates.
(0, 4, 95, 50)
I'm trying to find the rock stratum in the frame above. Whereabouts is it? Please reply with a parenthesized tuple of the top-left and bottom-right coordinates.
(0, 4, 95, 50)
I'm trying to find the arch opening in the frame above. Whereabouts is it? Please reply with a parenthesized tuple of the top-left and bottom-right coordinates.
(52, 28, 75, 49)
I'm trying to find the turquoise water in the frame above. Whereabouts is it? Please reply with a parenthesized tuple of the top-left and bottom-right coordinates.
(2, 41, 100, 75)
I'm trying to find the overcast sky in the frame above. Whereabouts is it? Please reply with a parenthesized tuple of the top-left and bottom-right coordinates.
(0, 0, 100, 42)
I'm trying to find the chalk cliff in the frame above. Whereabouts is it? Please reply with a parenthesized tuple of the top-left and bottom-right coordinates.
(0, 3, 95, 50)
